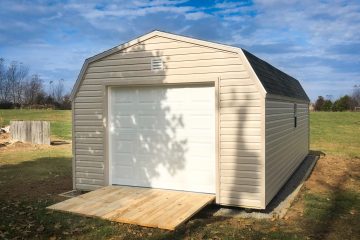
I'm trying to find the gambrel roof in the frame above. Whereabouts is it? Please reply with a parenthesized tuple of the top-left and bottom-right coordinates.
(242, 49, 310, 102)
(71, 30, 309, 102)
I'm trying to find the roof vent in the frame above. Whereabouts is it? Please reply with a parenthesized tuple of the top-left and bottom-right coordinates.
(151, 58, 164, 71)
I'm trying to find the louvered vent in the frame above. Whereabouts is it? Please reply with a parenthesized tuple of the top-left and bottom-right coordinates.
(151, 58, 164, 71)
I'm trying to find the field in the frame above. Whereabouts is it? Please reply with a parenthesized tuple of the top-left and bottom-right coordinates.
(0, 109, 72, 140)
(0, 110, 359, 239)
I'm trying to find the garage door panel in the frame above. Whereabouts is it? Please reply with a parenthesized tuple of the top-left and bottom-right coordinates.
(111, 132, 137, 141)
(112, 90, 134, 102)
(112, 166, 134, 182)
(109, 85, 215, 193)
(111, 153, 133, 165)
(111, 140, 134, 153)
(110, 115, 137, 129)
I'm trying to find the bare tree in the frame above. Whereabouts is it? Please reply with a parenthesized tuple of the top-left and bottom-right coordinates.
(0, 58, 5, 101)
(6, 61, 28, 105)
(5, 61, 17, 103)
(353, 85, 360, 107)
(23, 74, 44, 105)
(16, 63, 29, 104)
(53, 78, 65, 103)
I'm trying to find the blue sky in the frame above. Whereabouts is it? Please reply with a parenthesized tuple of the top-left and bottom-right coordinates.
(1, 0, 359, 101)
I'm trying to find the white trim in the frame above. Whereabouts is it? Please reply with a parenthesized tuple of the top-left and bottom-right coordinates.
(107, 87, 112, 186)
(72, 100, 76, 189)
(215, 77, 220, 203)
(103, 81, 220, 195)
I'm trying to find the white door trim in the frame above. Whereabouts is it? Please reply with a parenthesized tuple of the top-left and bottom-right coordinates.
(103, 79, 220, 200)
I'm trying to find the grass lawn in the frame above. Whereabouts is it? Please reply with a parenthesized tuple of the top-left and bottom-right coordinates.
(310, 112, 360, 158)
(0, 109, 71, 140)
(0, 111, 359, 239)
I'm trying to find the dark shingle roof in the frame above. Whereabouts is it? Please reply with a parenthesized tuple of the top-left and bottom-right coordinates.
(242, 49, 310, 102)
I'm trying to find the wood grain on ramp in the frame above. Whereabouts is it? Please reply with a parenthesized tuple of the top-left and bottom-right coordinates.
(48, 186, 215, 230)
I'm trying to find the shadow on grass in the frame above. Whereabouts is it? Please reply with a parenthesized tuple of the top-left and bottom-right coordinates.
(309, 150, 326, 157)
(51, 140, 70, 146)
(0, 156, 72, 200)
(303, 152, 360, 239)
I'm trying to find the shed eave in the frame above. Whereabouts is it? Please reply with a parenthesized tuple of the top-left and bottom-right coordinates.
(266, 93, 310, 103)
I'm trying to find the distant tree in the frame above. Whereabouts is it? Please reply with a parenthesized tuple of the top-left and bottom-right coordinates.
(6, 61, 28, 105)
(53, 79, 65, 103)
(16, 63, 28, 105)
(332, 95, 352, 111)
(60, 93, 72, 110)
(314, 96, 325, 111)
(35, 91, 46, 105)
(1, 60, 12, 102)
(23, 74, 45, 106)
(352, 85, 360, 107)
(0, 58, 5, 101)
(45, 94, 55, 106)
(6, 62, 18, 104)
(322, 100, 333, 111)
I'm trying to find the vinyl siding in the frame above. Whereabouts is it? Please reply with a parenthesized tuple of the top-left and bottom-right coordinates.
(264, 99, 309, 205)
(219, 74, 264, 208)
(73, 35, 264, 208)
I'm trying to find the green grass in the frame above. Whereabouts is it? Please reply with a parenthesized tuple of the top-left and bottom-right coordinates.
(0, 109, 71, 140)
(0, 110, 359, 239)
(0, 147, 72, 181)
(302, 191, 360, 239)
(310, 112, 360, 158)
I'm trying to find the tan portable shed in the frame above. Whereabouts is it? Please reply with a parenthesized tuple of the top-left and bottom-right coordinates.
(70, 30, 310, 209)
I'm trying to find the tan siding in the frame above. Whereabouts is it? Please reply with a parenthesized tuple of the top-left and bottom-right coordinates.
(220, 156, 262, 164)
(218, 63, 264, 208)
(84, 65, 243, 79)
(91, 53, 240, 67)
(74, 115, 102, 121)
(76, 161, 104, 168)
(81, 72, 250, 86)
(265, 99, 309, 205)
(88, 58, 243, 73)
(220, 177, 262, 185)
(76, 137, 103, 144)
(73, 35, 264, 209)
(219, 197, 262, 209)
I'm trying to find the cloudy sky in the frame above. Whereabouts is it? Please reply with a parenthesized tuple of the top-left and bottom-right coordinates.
(1, 0, 359, 101)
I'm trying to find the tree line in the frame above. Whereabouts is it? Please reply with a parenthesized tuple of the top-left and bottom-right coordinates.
(0, 58, 71, 109)
(314, 87, 360, 111)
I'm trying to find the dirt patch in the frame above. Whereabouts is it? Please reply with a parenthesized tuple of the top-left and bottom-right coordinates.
(304, 155, 360, 193)
(0, 132, 70, 155)
(0, 132, 10, 140)
(285, 155, 360, 221)
(0, 132, 10, 147)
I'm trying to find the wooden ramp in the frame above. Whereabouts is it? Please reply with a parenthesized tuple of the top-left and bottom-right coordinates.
(48, 186, 215, 230)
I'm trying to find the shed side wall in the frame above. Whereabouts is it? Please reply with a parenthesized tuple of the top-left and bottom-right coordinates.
(73, 35, 264, 208)
(265, 99, 309, 205)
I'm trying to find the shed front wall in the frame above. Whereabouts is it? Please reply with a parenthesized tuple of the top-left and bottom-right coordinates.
(73, 35, 265, 209)
(264, 99, 309, 205)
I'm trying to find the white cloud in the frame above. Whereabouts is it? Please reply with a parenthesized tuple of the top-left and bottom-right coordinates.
(185, 12, 210, 20)
(1, 0, 359, 100)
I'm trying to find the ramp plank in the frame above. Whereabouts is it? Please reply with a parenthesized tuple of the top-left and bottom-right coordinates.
(48, 186, 215, 230)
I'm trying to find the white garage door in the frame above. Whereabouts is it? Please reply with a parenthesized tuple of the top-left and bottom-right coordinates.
(108, 85, 215, 193)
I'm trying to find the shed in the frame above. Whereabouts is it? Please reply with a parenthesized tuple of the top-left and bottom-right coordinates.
(70, 30, 310, 209)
